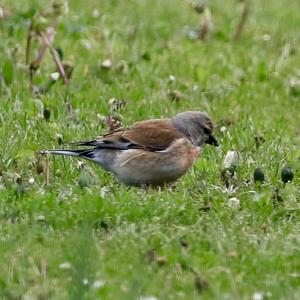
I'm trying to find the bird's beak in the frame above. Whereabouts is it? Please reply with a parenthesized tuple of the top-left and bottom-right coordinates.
(206, 135, 219, 146)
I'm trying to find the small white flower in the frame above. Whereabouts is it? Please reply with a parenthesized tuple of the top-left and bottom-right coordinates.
(193, 84, 199, 91)
(289, 77, 300, 87)
(220, 126, 227, 133)
(77, 161, 85, 170)
(168, 75, 175, 82)
(262, 34, 271, 42)
(36, 215, 45, 221)
(101, 59, 112, 69)
(28, 177, 35, 185)
(108, 98, 117, 106)
(50, 72, 60, 81)
(223, 151, 239, 170)
(82, 278, 89, 285)
(92, 279, 105, 289)
(59, 262, 72, 270)
(228, 197, 240, 208)
(253, 292, 264, 300)
(92, 9, 100, 18)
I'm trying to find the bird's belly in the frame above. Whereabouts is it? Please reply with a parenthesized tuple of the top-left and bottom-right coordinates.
(113, 149, 195, 186)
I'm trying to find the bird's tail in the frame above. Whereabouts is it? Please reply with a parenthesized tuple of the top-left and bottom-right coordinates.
(39, 148, 96, 159)
(39, 148, 115, 172)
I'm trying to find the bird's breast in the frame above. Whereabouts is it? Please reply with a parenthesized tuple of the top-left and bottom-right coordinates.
(113, 138, 199, 186)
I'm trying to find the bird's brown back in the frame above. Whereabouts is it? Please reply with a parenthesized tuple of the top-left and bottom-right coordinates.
(101, 119, 184, 150)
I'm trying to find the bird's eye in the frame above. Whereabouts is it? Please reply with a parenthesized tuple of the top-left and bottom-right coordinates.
(203, 127, 210, 135)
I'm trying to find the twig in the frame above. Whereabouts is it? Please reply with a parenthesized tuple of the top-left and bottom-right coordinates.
(30, 42, 48, 71)
(45, 155, 50, 186)
(29, 23, 57, 91)
(234, 0, 250, 40)
(39, 31, 69, 85)
(25, 22, 33, 65)
(29, 69, 34, 90)
(30, 25, 56, 69)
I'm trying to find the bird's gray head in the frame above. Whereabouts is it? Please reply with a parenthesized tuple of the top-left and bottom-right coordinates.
(171, 111, 218, 147)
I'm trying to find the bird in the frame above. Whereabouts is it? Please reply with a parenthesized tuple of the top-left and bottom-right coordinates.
(41, 111, 218, 186)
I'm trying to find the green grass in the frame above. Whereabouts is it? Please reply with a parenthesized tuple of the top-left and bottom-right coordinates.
(1, 0, 300, 299)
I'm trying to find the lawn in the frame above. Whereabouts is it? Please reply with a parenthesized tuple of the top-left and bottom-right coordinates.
(0, 0, 300, 299)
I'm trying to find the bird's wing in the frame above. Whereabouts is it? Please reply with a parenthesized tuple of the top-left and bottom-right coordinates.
(71, 119, 184, 151)
(122, 119, 184, 150)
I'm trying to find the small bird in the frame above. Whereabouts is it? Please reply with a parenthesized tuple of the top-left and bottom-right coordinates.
(42, 111, 218, 186)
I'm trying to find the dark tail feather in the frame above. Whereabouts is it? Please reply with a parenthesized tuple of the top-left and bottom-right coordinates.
(67, 140, 138, 150)
(40, 148, 96, 159)
(68, 140, 99, 147)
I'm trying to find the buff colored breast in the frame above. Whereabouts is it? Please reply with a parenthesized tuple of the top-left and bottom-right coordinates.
(113, 138, 200, 186)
